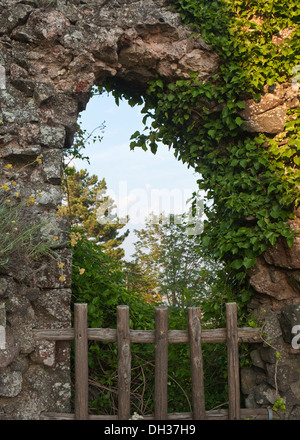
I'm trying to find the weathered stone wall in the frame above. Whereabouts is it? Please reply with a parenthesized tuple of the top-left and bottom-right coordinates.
(0, 0, 299, 419)
(241, 216, 300, 418)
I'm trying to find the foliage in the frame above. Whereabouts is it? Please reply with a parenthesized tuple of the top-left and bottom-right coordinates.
(64, 118, 105, 167)
(90, 1, 300, 412)
(70, 231, 157, 415)
(63, 121, 158, 414)
(65, 1, 300, 411)
(71, 233, 154, 328)
(131, 212, 224, 308)
(0, 157, 61, 269)
(131, 212, 254, 411)
(61, 115, 129, 261)
(123, 259, 161, 304)
(166, 0, 300, 271)
(60, 166, 129, 260)
(273, 397, 286, 412)
(69, 201, 237, 414)
(104, 0, 300, 297)
(71, 231, 233, 413)
(0, 196, 51, 268)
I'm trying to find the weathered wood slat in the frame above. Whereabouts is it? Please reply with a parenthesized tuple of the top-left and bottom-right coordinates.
(188, 307, 206, 420)
(40, 407, 270, 420)
(74, 304, 89, 420)
(117, 306, 131, 420)
(154, 307, 168, 420)
(33, 326, 262, 344)
(226, 303, 240, 420)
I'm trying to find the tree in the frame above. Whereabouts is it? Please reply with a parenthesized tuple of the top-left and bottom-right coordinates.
(159, 214, 209, 307)
(123, 260, 161, 304)
(60, 115, 130, 260)
(59, 166, 129, 260)
(131, 216, 164, 296)
(131, 211, 223, 308)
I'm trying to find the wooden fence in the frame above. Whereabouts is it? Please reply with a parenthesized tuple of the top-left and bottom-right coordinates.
(34, 302, 269, 421)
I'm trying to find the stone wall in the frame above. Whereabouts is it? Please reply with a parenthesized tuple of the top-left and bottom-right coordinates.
(240, 215, 300, 418)
(0, 0, 299, 419)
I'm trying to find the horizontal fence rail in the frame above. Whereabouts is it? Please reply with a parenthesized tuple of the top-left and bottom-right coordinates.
(33, 326, 261, 344)
(34, 302, 267, 421)
(40, 408, 269, 421)
(41, 408, 269, 421)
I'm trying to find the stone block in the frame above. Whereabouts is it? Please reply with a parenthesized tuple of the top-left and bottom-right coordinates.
(34, 288, 71, 325)
(0, 278, 8, 297)
(280, 304, 300, 344)
(25, 287, 40, 302)
(250, 348, 265, 369)
(6, 307, 36, 355)
(33, 82, 55, 106)
(266, 363, 299, 393)
(264, 235, 300, 269)
(42, 149, 63, 184)
(260, 346, 278, 364)
(39, 214, 68, 248)
(39, 125, 66, 149)
(241, 367, 257, 395)
(0, 327, 19, 368)
(33, 249, 72, 290)
(35, 185, 63, 208)
(249, 256, 299, 300)
(241, 106, 287, 134)
(0, 372, 22, 397)
(30, 341, 56, 367)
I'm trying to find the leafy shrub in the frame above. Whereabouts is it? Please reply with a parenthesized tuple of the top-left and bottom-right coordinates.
(70, 231, 242, 414)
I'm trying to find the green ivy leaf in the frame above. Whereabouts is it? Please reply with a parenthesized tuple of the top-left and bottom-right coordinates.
(235, 117, 244, 126)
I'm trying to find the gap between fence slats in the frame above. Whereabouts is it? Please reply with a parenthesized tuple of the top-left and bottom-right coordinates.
(188, 307, 206, 420)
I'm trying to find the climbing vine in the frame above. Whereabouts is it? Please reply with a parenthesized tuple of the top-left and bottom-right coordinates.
(105, 0, 300, 305)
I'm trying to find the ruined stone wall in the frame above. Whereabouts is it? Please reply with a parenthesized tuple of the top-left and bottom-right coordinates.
(0, 0, 299, 419)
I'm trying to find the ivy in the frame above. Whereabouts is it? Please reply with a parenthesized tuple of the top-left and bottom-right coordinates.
(104, 0, 300, 302)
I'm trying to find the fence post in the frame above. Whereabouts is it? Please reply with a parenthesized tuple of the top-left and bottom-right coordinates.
(117, 305, 131, 420)
(74, 303, 89, 420)
(154, 307, 168, 420)
(226, 302, 240, 420)
(188, 307, 206, 420)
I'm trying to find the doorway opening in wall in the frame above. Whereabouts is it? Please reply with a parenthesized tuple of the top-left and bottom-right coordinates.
(63, 87, 230, 417)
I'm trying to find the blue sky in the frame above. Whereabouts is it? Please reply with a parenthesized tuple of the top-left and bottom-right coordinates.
(74, 92, 201, 259)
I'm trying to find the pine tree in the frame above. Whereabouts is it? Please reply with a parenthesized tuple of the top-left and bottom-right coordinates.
(60, 166, 129, 260)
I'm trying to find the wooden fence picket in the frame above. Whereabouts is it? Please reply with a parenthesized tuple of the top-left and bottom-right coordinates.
(226, 302, 241, 420)
(188, 307, 206, 420)
(74, 303, 89, 420)
(117, 305, 131, 420)
(154, 307, 168, 420)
